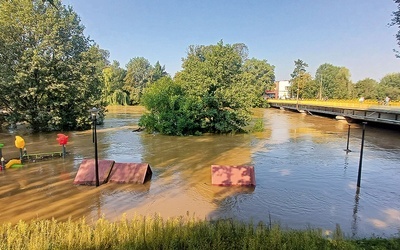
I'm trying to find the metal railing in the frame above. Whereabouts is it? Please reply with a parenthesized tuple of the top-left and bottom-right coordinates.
(267, 99, 400, 110)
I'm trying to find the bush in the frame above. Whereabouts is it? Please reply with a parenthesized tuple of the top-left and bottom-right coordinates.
(139, 77, 202, 135)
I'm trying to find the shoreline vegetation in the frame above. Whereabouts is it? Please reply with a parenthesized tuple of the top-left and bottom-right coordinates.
(1, 215, 399, 250)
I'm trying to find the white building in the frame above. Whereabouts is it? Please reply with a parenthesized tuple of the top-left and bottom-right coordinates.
(265, 80, 291, 99)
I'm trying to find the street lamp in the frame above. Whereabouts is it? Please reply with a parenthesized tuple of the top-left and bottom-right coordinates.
(89, 107, 100, 187)
(296, 81, 299, 110)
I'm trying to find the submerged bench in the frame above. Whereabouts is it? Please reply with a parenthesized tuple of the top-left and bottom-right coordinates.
(73, 159, 152, 186)
(211, 165, 256, 186)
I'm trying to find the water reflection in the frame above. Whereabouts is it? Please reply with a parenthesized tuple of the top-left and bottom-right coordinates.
(352, 188, 360, 238)
(0, 107, 399, 238)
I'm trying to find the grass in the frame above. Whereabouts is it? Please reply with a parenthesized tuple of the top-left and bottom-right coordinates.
(1, 216, 399, 250)
(250, 118, 264, 132)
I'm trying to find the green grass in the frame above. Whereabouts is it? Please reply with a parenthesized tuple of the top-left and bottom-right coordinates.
(0, 215, 399, 250)
(250, 118, 264, 132)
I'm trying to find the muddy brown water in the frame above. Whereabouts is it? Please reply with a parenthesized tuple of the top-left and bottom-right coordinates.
(0, 106, 399, 238)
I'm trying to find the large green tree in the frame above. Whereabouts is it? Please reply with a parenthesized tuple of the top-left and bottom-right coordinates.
(0, 0, 107, 131)
(290, 59, 313, 99)
(103, 60, 128, 105)
(334, 67, 352, 99)
(354, 78, 379, 99)
(141, 41, 255, 135)
(379, 73, 400, 100)
(139, 77, 200, 135)
(124, 57, 152, 105)
(175, 41, 253, 134)
(150, 61, 168, 83)
(315, 63, 352, 99)
(299, 75, 317, 99)
(240, 58, 275, 107)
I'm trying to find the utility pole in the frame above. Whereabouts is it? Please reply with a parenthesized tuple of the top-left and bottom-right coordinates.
(319, 75, 323, 100)
(296, 79, 299, 110)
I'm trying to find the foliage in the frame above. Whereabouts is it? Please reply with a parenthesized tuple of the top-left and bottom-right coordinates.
(251, 118, 264, 132)
(315, 63, 352, 100)
(140, 41, 268, 135)
(354, 78, 379, 99)
(232, 42, 249, 61)
(0, 0, 107, 131)
(290, 59, 308, 79)
(1, 216, 399, 250)
(286, 61, 398, 102)
(391, 0, 400, 57)
(111, 58, 168, 106)
(103, 61, 128, 105)
(124, 57, 153, 105)
(334, 67, 353, 99)
(295, 72, 314, 99)
(150, 61, 168, 82)
(240, 58, 275, 107)
(379, 73, 400, 100)
(290, 59, 314, 99)
(173, 41, 255, 134)
(301, 79, 319, 99)
(139, 77, 201, 135)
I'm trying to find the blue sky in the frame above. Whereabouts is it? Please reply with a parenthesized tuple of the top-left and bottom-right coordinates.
(62, 0, 400, 82)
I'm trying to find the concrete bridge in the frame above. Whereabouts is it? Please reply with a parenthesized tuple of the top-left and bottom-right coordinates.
(267, 100, 400, 126)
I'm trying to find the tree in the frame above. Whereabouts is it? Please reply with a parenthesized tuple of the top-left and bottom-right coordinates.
(232, 43, 249, 61)
(175, 41, 253, 134)
(290, 59, 313, 99)
(298, 75, 317, 99)
(334, 67, 352, 99)
(0, 0, 108, 131)
(354, 78, 379, 99)
(391, 0, 400, 57)
(141, 41, 254, 135)
(124, 57, 152, 105)
(150, 61, 168, 83)
(139, 77, 201, 135)
(103, 60, 128, 105)
(240, 58, 275, 107)
(379, 73, 400, 100)
(314, 63, 352, 99)
(291, 59, 308, 79)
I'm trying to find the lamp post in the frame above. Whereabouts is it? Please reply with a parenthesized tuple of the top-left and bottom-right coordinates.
(319, 75, 323, 100)
(89, 107, 100, 187)
(296, 80, 299, 110)
(357, 122, 367, 188)
(344, 124, 352, 153)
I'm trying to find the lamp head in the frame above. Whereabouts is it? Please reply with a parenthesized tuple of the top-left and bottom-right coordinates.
(89, 107, 99, 119)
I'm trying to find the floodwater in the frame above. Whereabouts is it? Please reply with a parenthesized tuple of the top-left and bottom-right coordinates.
(0, 106, 399, 238)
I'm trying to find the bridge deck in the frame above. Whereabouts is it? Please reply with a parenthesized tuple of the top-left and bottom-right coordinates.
(267, 100, 400, 126)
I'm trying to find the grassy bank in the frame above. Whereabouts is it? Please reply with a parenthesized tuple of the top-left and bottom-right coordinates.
(1, 216, 399, 250)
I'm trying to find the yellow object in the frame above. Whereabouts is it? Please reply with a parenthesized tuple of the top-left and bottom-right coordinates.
(15, 136, 25, 149)
(5, 159, 22, 168)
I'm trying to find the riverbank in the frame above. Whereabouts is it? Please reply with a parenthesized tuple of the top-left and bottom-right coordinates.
(1, 216, 399, 250)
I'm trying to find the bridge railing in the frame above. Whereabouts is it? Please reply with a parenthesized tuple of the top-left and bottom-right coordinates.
(267, 99, 400, 110)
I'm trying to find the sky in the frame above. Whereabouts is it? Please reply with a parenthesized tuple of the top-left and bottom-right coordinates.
(62, 0, 400, 82)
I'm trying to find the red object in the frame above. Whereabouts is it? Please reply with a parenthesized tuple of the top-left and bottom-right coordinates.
(73, 159, 115, 186)
(56, 134, 69, 145)
(211, 165, 256, 186)
(108, 163, 152, 184)
(73, 160, 152, 186)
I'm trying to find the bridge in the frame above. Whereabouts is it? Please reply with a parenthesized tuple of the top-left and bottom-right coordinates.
(266, 100, 400, 126)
